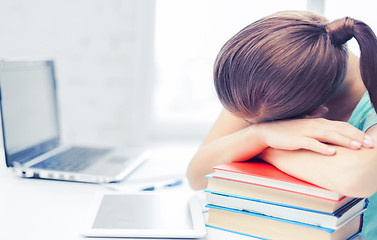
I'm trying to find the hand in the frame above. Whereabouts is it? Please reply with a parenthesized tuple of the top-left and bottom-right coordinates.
(253, 118, 374, 155)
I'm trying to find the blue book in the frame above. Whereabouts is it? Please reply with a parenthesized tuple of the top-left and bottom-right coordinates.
(205, 189, 367, 229)
(206, 204, 363, 240)
(206, 224, 362, 240)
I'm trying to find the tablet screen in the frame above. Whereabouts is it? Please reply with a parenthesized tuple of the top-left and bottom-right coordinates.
(82, 191, 206, 238)
(92, 193, 194, 230)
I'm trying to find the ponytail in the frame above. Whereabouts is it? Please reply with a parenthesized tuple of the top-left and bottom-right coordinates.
(213, 11, 377, 122)
(326, 17, 377, 110)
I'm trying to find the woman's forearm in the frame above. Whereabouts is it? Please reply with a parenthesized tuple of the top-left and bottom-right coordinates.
(261, 145, 377, 197)
(187, 126, 266, 190)
(187, 109, 373, 191)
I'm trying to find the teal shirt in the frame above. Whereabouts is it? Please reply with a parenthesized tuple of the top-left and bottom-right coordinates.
(348, 92, 377, 239)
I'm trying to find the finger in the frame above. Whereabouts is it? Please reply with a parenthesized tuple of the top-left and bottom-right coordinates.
(333, 122, 368, 146)
(363, 135, 375, 148)
(299, 137, 336, 156)
(315, 131, 363, 150)
(337, 123, 375, 148)
(312, 120, 373, 149)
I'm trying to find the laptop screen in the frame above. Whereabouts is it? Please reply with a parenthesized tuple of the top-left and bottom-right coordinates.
(0, 60, 60, 167)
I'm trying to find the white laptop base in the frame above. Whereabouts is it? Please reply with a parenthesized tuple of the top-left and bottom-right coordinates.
(13, 147, 148, 183)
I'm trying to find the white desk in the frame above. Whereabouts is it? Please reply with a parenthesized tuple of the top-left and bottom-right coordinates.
(0, 141, 207, 240)
(0, 141, 364, 240)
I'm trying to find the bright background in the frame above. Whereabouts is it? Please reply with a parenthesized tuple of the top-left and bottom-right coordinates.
(0, 0, 376, 148)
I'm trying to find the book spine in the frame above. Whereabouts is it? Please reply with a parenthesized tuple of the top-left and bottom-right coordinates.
(206, 224, 268, 240)
(205, 189, 332, 214)
(207, 224, 362, 240)
(213, 174, 342, 201)
(206, 190, 367, 229)
(207, 204, 365, 233)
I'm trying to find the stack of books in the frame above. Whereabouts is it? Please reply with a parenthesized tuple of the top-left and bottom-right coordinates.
(205, 159, 367, 240)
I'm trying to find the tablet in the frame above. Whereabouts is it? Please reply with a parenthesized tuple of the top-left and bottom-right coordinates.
(81, 191, 207, 238)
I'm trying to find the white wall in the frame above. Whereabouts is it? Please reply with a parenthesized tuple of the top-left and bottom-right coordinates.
(0, 0, 155, 148)
(2, 0, 375, 149)
(151, 0, 307, 140)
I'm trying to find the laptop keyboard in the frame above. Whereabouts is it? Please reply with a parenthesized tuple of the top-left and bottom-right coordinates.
(31, 147, 111, 171)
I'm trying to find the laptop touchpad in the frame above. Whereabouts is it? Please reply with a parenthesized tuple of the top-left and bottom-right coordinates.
(106, 157, 129, 164)
(80, 156, 132, 176)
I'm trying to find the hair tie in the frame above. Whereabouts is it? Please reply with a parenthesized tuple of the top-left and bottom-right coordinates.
(326, 17, 355, 46)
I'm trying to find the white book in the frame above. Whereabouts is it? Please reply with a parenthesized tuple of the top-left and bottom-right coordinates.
(206, 205, 363, 240)
(205, 190, 367, 229)
(206, 224, 365, 240)
(206, 224, 260, 240)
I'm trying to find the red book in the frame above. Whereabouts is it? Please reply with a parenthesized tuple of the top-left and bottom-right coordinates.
(213, 159, 344, 201)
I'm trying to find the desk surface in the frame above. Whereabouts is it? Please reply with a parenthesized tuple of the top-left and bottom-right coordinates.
(0, 141, 210, 240)
(0, 141, 365, 240)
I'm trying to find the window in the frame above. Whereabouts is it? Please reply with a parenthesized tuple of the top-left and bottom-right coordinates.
(151, 0, 307, 139)
(324, 0, 377, 56)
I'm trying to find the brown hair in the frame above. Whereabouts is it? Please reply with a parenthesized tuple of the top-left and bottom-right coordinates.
(214, 11, 377, 122)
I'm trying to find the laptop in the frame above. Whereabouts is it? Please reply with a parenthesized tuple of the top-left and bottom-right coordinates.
(0, 59, 148, 183)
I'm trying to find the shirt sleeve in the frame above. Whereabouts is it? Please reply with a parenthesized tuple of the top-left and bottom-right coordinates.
(363, 107, 377, 132)
(348, 92, 377, 132)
